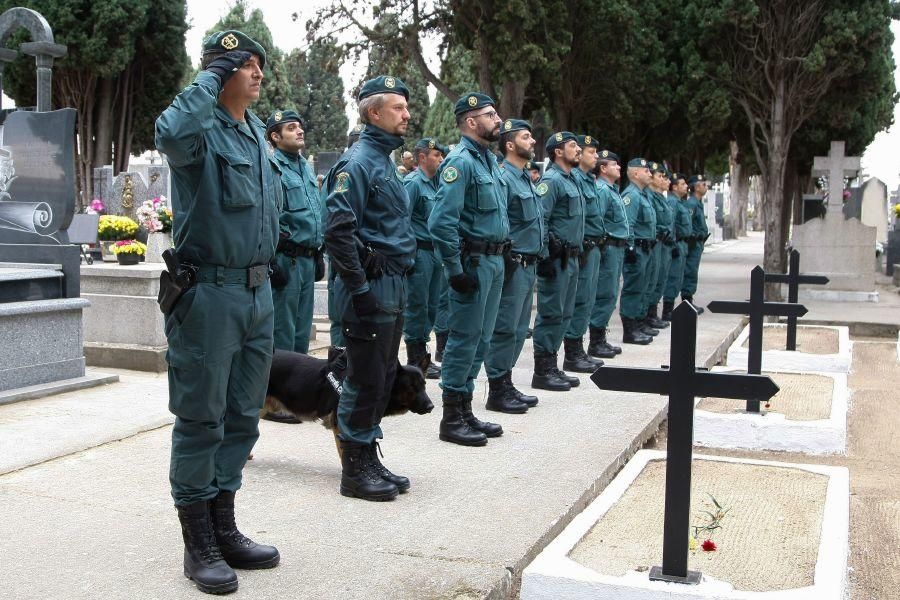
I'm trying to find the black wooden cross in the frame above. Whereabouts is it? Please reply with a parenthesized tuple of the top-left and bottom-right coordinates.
(707, 266, 807, 412)
(763, 249, 829, 351)
(591, 303, 779, 584)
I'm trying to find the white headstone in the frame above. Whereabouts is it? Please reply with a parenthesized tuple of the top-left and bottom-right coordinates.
(859, 177, 888, 244)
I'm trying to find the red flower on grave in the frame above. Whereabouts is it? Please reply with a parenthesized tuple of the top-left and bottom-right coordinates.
(764, 402, 771, 409)
(701, 539, 717, 552)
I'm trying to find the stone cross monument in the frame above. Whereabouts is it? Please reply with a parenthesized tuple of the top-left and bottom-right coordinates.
(813, 141, 861, 218)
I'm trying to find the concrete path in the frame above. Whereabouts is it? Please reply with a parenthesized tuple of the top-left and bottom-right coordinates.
(0, 234, 896, 600)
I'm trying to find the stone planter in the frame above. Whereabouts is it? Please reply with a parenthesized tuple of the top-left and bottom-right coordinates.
(145, 232, 172, 263)
(116, 252, 140, 266)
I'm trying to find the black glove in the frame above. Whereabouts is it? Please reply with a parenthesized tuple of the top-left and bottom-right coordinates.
(269, 259, 288, 288)
(315, 251, 326, 282)
(351, 289, 379, 317)
(671, 246, 680, 259)
(205, 50, 252, 84)
(448, 272, 478, 294)
(536, 258, 557, 279)
(548, 233, 564, 258)
(625, 247, 638, 264)
(503, 252, 517, 284)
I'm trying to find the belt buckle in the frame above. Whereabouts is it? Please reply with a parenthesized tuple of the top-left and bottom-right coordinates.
(247, 264, 268, 288)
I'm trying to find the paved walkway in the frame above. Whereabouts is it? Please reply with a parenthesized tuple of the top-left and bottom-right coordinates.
(0, 234, 896, 599)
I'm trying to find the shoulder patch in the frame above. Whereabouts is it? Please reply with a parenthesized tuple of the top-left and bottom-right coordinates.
(442, 166, 459, 183)
(536, 182, 549, 196)
(334, 172, 351, 193)
(623, 195, 631, 206)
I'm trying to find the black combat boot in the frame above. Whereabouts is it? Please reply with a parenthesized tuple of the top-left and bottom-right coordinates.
(365, 441, 410, 493)
(406, 340, 425, 365)
(661, 300, 674, 321)
(434, 331, 448, 362)
(622, 316, 652, 345)
(550, 353, 581, 387)
(504, 371, 538, 406)
(588, 326, 616, 359)
(681, 295, 705, 314)
(563, 337, 602, 372)
(531, 350, 571, 391)
(439, 391, 489, 446)
(462, 391, 504, 436)
(339, 440, 399, 501)
(176, 501, 239, 595)
(210, 491, 280, 570)
(646, 304, 669, 329)
(486, 376, 529, 414)
(425, 361, 441, 380)
(639, 317, 659, 337)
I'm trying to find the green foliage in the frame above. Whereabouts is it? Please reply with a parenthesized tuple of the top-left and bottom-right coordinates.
(302, 38, 349, 154)
(422, 45, 478, 146)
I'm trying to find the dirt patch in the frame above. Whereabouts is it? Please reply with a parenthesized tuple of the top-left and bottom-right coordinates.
(697, 372, 833, 421)
(741, 325, 839, 354)
(569, 459, 828, 592)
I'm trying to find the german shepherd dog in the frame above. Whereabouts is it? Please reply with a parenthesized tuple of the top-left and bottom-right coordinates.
(264, 347, 434, 430)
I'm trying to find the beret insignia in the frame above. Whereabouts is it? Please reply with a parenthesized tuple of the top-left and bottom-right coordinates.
(536, 182, 549, 196)
(504, 120, 512, 131)
(273, 111, 283, 122)
(334, 172, 351, 193)
(468, 95, 478, 107)
(428, 140, 435, 149)
(555, 133, 563, 142)
(641, 159, 647, 167)
(221, 33, 239, 50)
(690, 208, 695, 215)
(585, 136, 592, 145)
(623, 195, 631, 206)
(442, 166, 459, 183)
(651, 162, 657, 170)
(602, 150, 609, 158)
(385, 76, 395, 89)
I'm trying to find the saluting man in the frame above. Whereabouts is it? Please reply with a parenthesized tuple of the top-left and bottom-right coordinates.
(662, 172, 691, 320)
(681, 174, 710, 312)
(324, 75, 417, 501)
(484, 118, 542, 413)
(429, 92, 509, 447)
(643, 161, 672, 331)
(531, 131, 585, 392)
(267, 109, 324, 354)
(618, 158, 656, 345)
(155, 30, 281, 594)
(587, 149, 628, 359)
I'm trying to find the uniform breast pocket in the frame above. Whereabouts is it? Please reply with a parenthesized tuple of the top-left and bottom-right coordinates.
(640, 200, 654, 221)
(414, 193, 434, 219)
(376, 180, 409, 217)
(611, 201, 626, 223)
(515, 192, 539, 222)
(282, 179, 308, 212)
(217, 151, 257, 209)
(567, 192, 583, 217)
(474, 174, 499, 212)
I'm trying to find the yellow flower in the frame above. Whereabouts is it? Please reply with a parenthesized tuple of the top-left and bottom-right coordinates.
(688, 536, 698, 551)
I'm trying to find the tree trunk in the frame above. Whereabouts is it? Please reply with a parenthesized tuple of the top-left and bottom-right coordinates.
(93, 77, 114, 173)
(498, 78, 526, 121)
(728, 140, 749, 237)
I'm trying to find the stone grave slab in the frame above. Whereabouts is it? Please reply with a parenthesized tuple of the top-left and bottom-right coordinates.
(521, 451, 849, 600)
(694, 368, 848, 454)
(726, 323, 851, 373)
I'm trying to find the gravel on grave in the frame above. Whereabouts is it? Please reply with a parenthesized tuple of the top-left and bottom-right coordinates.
(741, 325, 839, 354)
(697, 372, 833, 421)
(569, 459, 828, 592)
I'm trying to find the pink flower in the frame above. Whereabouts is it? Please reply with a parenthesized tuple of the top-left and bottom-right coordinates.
(701, 539, 717, 552)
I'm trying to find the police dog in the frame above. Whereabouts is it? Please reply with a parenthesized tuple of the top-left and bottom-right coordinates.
(264, 347, 434, 430)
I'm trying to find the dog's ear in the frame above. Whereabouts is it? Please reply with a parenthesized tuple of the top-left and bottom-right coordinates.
(417, 352, 431, 374)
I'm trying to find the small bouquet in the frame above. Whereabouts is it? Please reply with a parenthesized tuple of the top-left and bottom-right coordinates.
(85, 198, 106, 215)
(112, 240, 147, 256)
(98, 215, 139, 241)
(136, 196, 173, 233)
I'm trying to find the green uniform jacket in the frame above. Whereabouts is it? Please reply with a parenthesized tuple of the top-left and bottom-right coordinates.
(273, 148, 324, 248)
(501, 159, 544, 256)
(621, 183, 656, 240)
(429, 135, 510, 277)
(685, 195, 709, 237)
(596, 178, 631, 244)
(651, 190, 673, 238)
(575, 168, 606, 239)
(155, 70, 280, 267)
(404, 168, 439, 243)
(669, 193, 692, 239)
(323, 124, 416, 295)
(536, 162, 585, 252)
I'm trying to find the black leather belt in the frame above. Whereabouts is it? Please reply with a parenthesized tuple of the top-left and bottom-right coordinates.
(277, 240, 320, 258)
(509, 252, 540, 267)
(583, 236, 606, 253)
(462, 238, 511, 256)
(416, 239, 434, 252)
(635, 239, 653, 252)
(606, 237, 628, 247)
(195, 264, 269, 287)
(656, 232, 670, 242)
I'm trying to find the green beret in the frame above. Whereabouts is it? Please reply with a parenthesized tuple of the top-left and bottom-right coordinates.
(576, 135, 599, 149)
(598, 149, 620, 162)
(649, 161, 668, 175)
(359, 75, 410, 100)
(670, 171, 686, 184)
(454, 92, 495, 117)
(688, 174, 708, 185)
(414, 137, 440, 151)
(545, 131, 577, 155)
(526, 161, 541, 171)
(266, 109, 303, 131)
(438, 144, 450, 156)
(501, 118, 532, 135)
(627, 157, 649, 169)
(202, 30, 266, 68)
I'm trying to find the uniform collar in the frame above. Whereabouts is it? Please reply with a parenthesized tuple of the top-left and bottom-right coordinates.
(549, 161, 575, 178)
(274, 147, 301, 164)
(502, 159, 528, 176)
(460, 135, 493, 166)
(360, 124, 405, 153)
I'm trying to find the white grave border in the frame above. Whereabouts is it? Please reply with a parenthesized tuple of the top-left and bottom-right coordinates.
(726, 323, 851, 373)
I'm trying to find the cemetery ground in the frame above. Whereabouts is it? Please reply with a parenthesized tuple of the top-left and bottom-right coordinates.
(0, 232, 898, 600)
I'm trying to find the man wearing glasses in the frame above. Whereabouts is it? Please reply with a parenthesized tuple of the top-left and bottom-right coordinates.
(429, 93, 510, 447)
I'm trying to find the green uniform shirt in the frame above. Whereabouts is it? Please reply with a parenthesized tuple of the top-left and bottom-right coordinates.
(575, 168, 606, 239)
(669, 193, 692, 239)
(685, 194, 709, 236)
(429, 135, 510, 277)
(651, 189, 673, 237)
(621, 182, 656, 241)
(536, 162, 585, 250)
(404, 168, 439, 243)
(323, 124, 416, 295)
(273, 148, 324, 248)
(596, 178, 631, 244)
(501, 159, 544, 256)
(155, 70, 280, 267)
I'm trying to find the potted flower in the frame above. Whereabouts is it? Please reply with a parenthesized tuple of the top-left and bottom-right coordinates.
(97, 215, 140, 262)
(136, 196, 174, 263)
(112, 239, 146, 265)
